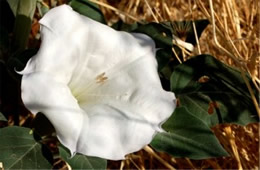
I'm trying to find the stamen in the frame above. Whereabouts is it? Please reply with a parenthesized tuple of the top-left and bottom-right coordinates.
(96, 72, 108, 84)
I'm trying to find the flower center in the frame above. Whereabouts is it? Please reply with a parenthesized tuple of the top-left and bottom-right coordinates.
(95, 72, 108, 84)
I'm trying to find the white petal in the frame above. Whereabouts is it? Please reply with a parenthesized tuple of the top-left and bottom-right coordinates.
(20, 4, 176, 160)
(21, 72, 86, 155)
(76, 53, 175, 159)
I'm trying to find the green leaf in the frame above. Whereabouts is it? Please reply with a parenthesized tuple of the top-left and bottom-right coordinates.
(0, 126, 52, 169)
(6, 0, 20, 17)
(151, 107, 228, 159)
(171, 55, 259, 126)
(135, 22, 173, 48)
(7, 0, 36, 19)
(111, 20, 139, 32)
(59, 146, 107, 170)
(0, 112, 7, 121)
(69, 0, 106, 24)
(8, 0, 37, 52)
(187, 20, 209, 45)
(36, 1, 49, 17)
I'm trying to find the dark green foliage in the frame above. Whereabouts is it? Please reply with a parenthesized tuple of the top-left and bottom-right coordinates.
(151, 107, 228, 159)
(59, 146, 107, 170)
(69, 0, 106, 24)
(0, 126, 52, 169)
(171, 55, 259, 126)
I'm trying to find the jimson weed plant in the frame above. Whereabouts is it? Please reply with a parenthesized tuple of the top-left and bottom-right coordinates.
(0, 0, 258, 169)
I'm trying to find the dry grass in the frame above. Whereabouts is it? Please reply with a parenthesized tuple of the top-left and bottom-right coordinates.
(33, 0, 259, 169)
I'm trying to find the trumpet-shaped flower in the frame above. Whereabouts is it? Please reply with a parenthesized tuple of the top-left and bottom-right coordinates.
(20, 5, 176, 160)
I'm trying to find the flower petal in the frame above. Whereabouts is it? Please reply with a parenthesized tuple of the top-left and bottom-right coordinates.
(20, 4, 176, 160)
(76, 53, 176, 159)
(21, 72, 86, 155)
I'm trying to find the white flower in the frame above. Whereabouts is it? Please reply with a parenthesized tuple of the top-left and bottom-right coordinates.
(20, 5, 176, 160)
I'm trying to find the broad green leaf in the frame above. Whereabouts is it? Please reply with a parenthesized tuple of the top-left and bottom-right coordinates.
(171, 55, 259, 126)
(69, 0, 106, 24)
(0, 112, 7, 121)
(151, 107, 228, 159)
(8, 0, 37, 52)
(134, 22, 173, 48)
(186, 20, 209, 45)
(0, 126, 52, 169)
(7, 0, 36, 19)
(111, 20, 139, 32)
(6, 0, 20, 17)
(59, 146, 107, 170)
